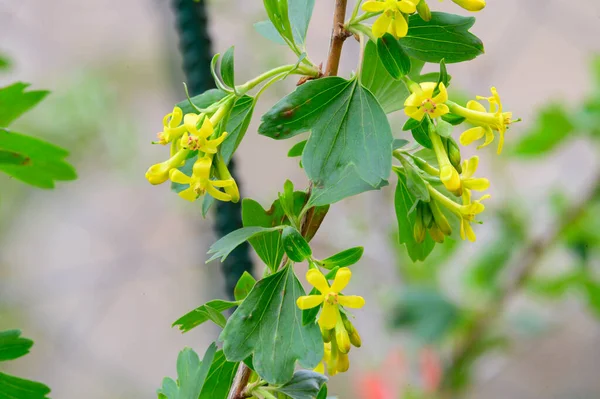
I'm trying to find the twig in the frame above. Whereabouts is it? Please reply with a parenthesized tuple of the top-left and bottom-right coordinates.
(227, 1, 351, 396)
(441, 172, 600, 395)
(325, 0, 351, 76)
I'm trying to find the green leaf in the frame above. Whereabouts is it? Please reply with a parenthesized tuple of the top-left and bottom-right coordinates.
(263, 0, 295, 45)
(393, 139, 409, 149)
(402, 118, 422, 131)
(0, 373, 51, 399)
(207, 226, 284, 263)
(0, 330, 33, 362)
(0, 150, 27, 165)
(281, 226, 312, 262)
(259, 77, 393, 206)
(221, 47, 235, 88)
(0, 130, 76, 188)
(400, 12, 484, 64)
(220, 265, 323, 384)
(254, 20, 287, 45)
(256, 0, 315, 47)
(361, 40, 411, 113)
(288, 0, 315, 46)
(0, 54, 10, 70)
(391, 287, 459, 342)
(287, 140, 307, 157)
(377, 33, 411, 80)
(199, 350, 239, 399)
(0, 82, 49, 127)
(411, 119, 433, 149)
(279, 180, 297, 222)
(316, 384, 327, 399)
(404, 163, 430, 202)
(210, 54, 230, 93)
(221, 95, 256, 164)
(512, 104, 573, 156)
(302, 204, 330, 243)
(242, 198, 286, 271)
(394, 172, 435, 262)
(234, 271, 257, 302)
(173, 300, 237, 333)
(436, 119, 453, 138)
(275, 370, 328, 399)
(435, 59, 450, 91)
(157, 344, 217, 399)
(441, 113, 465, 125)
(318, 247, 364, 269)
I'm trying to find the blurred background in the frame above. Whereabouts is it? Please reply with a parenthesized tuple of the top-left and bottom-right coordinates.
(1, 0, 599, 398)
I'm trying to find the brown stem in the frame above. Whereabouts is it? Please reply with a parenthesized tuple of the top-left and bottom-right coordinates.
(227, 2, 351, 397)
(325, 0, 351, 76)
(441, 172, 600, 396)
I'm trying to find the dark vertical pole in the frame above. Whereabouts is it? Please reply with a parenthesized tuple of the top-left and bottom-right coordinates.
(172, 0, 253, 299)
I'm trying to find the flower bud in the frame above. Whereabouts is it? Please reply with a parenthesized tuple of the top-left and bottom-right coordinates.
(440, 164, 462, 196)
(429, 199, 452, 236)
(428, 224, 445, 243)
(335, 320, 351, 354)
(446, 137, 463, 174)
(321, 326, 333, 343)
(414, 203, 426, 243)
(337, 352, 350, 373)
(416, 0, 432, 21)
(422, 203, 434, 229)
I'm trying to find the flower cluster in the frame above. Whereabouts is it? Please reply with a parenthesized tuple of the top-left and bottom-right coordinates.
(145, 105, 239, 203)
(362, 0, 486, 39)
(297, 267, 365, 375)
(398, 80, 516, 242)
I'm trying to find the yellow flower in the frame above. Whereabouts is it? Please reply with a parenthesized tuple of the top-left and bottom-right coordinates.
(458, 192, 490, 242)
(450, 0, 485, 12)
(156, 107, 187, 145)
(315, 341, 350, 376)
(460, 156, 490, 192)
(362, 0, 418, 39)
(314, 343, 332, 374)
(169, 156, 236, 202)
(296, 268, 365, 330)
(180, 114, 229, 154)
(450, 87, 514, 154)
(404, 82, 450, 121)
(145, 148, 189, 185)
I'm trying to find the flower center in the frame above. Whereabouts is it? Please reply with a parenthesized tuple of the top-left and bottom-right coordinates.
(325, 292, 338, 305)
(420, 98, 437, 114)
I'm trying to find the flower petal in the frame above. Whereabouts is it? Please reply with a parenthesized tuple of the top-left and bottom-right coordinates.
(331, 267, 352, 293)
(318, 302, 339, 330)
(433, 82, 449, 104)
(296, 295, 324, 310)
(405, 107, 426, 122)
(394, 12, 414, 38)
(397, 0, 417, 13)
(496, 131, 505, 154)
(206, 184, 232, 202)
(313, 362, 325, 374)
(420, 82, 437, 99)
(464, 177, 490, 191)
(477, 126, 495, 149)
(178, 186, 198, 202)
(464, 221, 476, 242)
(362, 0, 387, 12)
(192, 156, 212, 179)
(466, 100, 487, 113)
(460, 126, 485, 146)
(169, 169, 192, 185)
(338, 295, 366, 309)
(198, 117, 214, 139)
(306, 269, 331, 294)
(404, 93, 421, 107)
(210, 179, 235, 188)
(430, 103, 450, 118)
(372, 13, 392, 38)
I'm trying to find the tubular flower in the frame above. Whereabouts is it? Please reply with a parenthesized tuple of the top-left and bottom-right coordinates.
(404, 82, 450, 121)
(145, 148, 189, 185)
(314, 343, 332, 374)
(296, 268, 365, 330)
(362, 0, 418, 39)
(428, 125, 461, 195)
(450, 87, 514, 154)
(168, 156, 236, 202)
(449, 0, 485, 12)
(180, 114, 228, 154)
(460, 156, 490, 192)
(458, 192, 490, 242)
(156, 107, 187, 145)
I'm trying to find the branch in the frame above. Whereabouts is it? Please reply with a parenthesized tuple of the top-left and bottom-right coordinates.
(441, 172, 600, 394)
(325, 0, 351, 76)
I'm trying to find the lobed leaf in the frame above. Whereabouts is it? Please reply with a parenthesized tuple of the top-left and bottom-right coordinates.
(173, 300, 237, 333)
(0, 330, 33, 362)
(220, 265, 323, 384)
